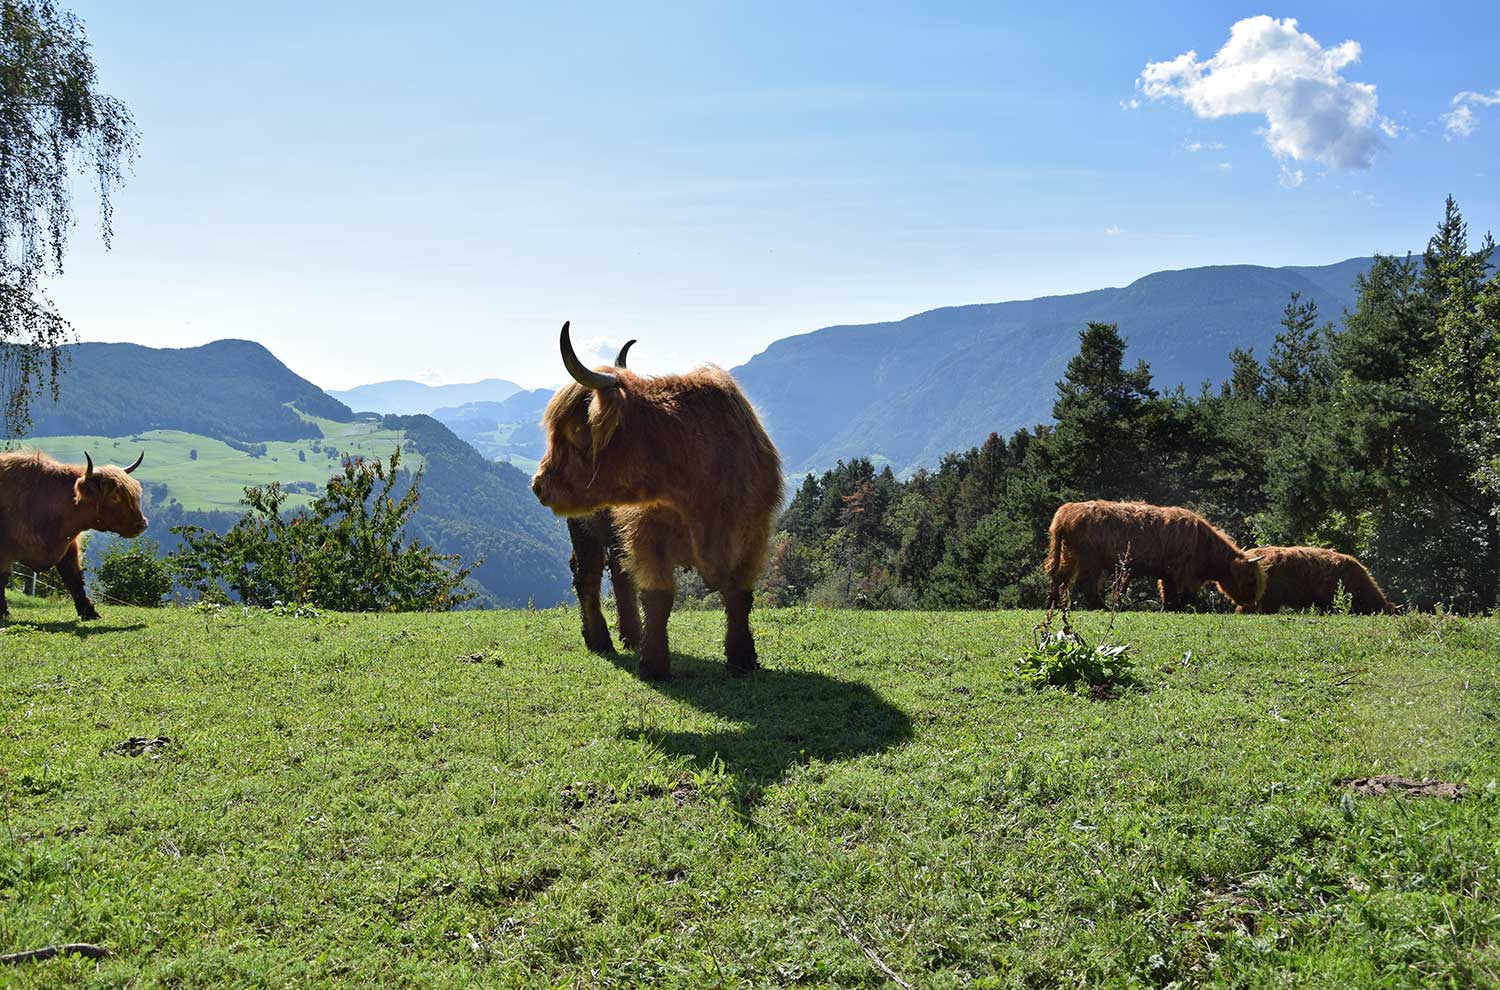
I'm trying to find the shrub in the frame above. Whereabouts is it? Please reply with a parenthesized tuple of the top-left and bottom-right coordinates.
(1015, 627, 1134, 692)
(95, 538, 173, 606)
(170, 446, 476, 612)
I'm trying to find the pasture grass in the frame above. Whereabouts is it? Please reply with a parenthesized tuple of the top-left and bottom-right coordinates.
(20, 416, 421, 512)
(2, 596, 1498, 988)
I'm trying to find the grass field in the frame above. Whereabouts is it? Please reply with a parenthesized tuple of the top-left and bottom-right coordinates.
(2, 597, 1497, 988)
(20, 415, 423, 512)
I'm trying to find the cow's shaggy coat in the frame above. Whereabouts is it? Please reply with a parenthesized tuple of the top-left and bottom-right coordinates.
(0, 450, 148, 620)
(1045, 500, 1265, 611)
(532, 324, 782, 679)
(1237, 545, 1395, 614)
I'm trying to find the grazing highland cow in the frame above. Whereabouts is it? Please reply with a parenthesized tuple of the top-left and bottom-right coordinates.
(1233, 545, 1395, 614)
(566, 340, 642, 655)
(1045, 500, 1264, 611)
(0, 450, 147, 621)
(532, 323, 783, 679)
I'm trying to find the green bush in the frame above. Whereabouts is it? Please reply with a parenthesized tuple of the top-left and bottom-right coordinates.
(170, 447, 476, 612)
(95, 538, 174, 607)
(1015, 628, 1134, 691)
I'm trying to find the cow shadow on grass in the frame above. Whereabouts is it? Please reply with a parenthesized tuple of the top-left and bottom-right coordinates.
(5, 619, 148, 638)
(609, 651, 913, 809)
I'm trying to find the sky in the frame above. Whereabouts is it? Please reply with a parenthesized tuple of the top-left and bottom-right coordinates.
(45, 2, 1500, 390)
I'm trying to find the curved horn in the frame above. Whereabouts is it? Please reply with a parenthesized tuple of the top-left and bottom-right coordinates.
(559, 321, 620, 390)
(124, 449, 145, 474)
(83, 452, 94, 479)
(1244, 554, 1263, 564)
(614, 339, 636, 368)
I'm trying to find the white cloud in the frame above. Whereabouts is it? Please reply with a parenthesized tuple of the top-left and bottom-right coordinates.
(1279, 163, 1305, 188)
(1217, 162, 1233, 170)
(1185, 140, 1226, 152)
(1444, 89, 1500, 139)
(575, 335, 629, 369)
(1104, 225, 1122, 236)
(1136, 16, 1392, 170)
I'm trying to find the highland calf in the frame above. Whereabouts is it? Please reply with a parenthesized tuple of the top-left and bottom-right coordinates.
(1233, 545, 1395, 615)
(0, 450, 147, 621)
(532, 323, 783, 679)
(1045, 500, 1265, 611)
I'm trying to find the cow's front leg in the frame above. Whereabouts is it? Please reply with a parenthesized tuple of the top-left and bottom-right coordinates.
(722, 589, 758, 675)
(0, 566, 11, 621)
(638, 584, 675, 681)
(567, 518, 613, 653)
(55, 539, 100, 621)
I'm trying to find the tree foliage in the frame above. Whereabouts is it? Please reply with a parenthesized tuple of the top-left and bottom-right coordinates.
(171, 447, 477, 612)
(0, 0, 136, 434)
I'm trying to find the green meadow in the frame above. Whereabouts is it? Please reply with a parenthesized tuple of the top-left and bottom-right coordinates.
(2, 597, 1497, 988)
(21, 417, 423, 512)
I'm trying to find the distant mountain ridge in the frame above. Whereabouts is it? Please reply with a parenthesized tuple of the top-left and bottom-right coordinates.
(731, 257, 1378, 473)
(30, 339, 353, 441)
(329, 378, 523, 416)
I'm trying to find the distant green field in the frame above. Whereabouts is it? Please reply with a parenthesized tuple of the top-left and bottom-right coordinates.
(20, 415, 424, 511)
(2, 599, 1496, 987)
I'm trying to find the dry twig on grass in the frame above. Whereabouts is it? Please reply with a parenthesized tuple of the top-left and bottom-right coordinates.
(823, 894, 914, 989)
(1, 943, 110, 965)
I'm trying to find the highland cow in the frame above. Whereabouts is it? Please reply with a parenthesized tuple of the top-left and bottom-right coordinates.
(532, 323, 783, 679)
(1045, 500, 1264, 611)
(1233, 545, 1395, 614)
(0, 450, 147, 621)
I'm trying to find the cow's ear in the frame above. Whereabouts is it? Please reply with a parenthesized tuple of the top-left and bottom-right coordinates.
(587, 388, 623, 459)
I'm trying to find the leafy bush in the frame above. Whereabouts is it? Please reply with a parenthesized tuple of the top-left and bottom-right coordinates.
(95, 538, 173, 606)
(170, 447, 477, 612)
(1015, 628, 1134, 692)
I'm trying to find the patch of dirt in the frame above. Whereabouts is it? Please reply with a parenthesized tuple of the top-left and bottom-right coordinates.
(1342, 775, 1468, 800)
(112, 736, 172, 758)
(560, 781, 617, 810)
(1087, 683, 1119, 702)
(457, 652, 498, 665)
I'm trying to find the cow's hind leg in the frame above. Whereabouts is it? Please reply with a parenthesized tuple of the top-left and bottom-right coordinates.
(56, 539, 100, 621)
(567, 518, 613, 653)
(606, 544, 642, 651)
(0, 566, 10, 620)
(723, 589, 758, 675)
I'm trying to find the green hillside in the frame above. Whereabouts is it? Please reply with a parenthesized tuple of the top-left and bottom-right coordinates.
(23, 417, 420, 512)
(2, 600, 1496, 987)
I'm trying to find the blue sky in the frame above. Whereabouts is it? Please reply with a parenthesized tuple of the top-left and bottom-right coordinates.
(49, 2, 1500, 389)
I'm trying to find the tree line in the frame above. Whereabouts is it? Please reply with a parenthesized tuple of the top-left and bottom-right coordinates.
(761, 198, 1499, 614)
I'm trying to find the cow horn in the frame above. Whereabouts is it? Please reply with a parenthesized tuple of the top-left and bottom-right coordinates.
(614, 339, 636, 368)
(83, 452, 94, 479)
(1244, 554, 1263, 564)
(124, 450, 145, 474)
(559, 321, 620, 390)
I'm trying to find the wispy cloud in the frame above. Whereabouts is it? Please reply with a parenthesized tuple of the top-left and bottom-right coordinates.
(1135, 16, 1392, 172)
(1104, 225, 1122, 236)
(1184, 141, 1225, 152)
(1443, 88, 1500, 139)
(1279, 163, 1305, 188)
(1217, 162, 1233, 170)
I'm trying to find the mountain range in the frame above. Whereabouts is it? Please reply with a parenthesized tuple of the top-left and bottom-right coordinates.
(328, 378, 524, 416)
(730, 256, 1375, 472)
(21, 341, 571, 607)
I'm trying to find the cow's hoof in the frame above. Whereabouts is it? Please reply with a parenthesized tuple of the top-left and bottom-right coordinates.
(582, 633, 615, 655)
(637, 654, 671, 681)
(79, 610, 101, 622)
(727, 651, 759, 677)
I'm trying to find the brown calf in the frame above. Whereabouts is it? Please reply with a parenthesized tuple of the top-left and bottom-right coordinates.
(1045, 500, 1265, 611)
(532, 323, 783, 679)
(1234, 545, 1395, 614)
(0, 450, 148, 621)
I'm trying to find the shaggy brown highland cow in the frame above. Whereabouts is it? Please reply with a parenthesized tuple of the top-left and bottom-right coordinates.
(1045, 500, 1265, 611)
(0, 449, 148, 621)
(1233, 545, 1395, 614)
(532, 323, 783, 679)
